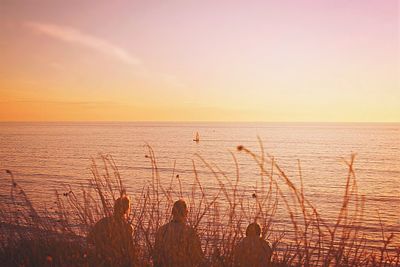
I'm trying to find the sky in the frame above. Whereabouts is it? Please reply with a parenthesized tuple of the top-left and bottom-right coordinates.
(0, 0, 399, 122)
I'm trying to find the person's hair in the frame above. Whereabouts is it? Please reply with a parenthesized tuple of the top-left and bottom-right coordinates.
(172, 199, 187, 219)
(246, 222, 261, 237)
(114, 196, 130, 217)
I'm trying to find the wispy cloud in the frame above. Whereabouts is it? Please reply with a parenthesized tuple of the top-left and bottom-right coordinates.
(26, 21, 140, 65)
(24, 22, 187, 89)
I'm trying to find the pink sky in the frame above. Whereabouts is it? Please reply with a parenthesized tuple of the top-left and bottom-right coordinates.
(0, 0, 399, 121)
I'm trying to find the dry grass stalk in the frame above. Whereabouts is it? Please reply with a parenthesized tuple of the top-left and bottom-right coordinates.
(0, 143, 398, 266)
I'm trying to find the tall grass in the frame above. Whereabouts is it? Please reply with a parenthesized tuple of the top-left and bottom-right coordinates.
(0, 142, 399, 266)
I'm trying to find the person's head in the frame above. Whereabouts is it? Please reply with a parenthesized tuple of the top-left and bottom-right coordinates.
(172, 199, 188, 222)
(114, 195, 131, 219)
(246, 222, 261, 237)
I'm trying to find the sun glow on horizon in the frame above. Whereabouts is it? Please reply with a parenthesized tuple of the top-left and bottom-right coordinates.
(0, 0, 399, 122)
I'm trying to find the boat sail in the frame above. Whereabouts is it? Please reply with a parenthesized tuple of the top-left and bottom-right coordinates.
(193, 132, 200, 142)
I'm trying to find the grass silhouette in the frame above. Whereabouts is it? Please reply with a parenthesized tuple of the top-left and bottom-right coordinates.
(0, 142, 399, 266)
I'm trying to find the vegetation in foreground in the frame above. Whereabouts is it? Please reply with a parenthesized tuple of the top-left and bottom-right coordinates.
(0, 142, 399, 266)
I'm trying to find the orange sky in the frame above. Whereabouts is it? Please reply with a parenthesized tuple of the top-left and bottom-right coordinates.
(0, 0, 399, 122)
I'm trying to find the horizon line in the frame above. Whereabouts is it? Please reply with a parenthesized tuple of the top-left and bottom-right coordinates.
(0, 120, 399, 124)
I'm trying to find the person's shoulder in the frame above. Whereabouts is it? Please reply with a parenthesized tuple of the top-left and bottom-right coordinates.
(93, 216, 112, 229)
(261, 239, 272, 247)
(160, 221, 172, 229)
(183, 224, 197, 235)
(234, 237, 246, 249)
(238, 236, 251, 244)
(260, 239, 272, 253)
(156, 222, 171, 234)
(88, 217, 112, 241)
(119, 219, 133, 232)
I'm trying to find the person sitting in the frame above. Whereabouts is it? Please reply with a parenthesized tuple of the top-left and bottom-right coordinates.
(87, 195, 135, 267)
(153, 199, 205, 267)
(233, 222, 272, 267)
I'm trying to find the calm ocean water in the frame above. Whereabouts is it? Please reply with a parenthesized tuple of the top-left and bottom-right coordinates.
(0, 122, 399, 245)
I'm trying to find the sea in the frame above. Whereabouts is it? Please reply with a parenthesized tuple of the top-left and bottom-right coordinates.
(0, 122, 399, 247)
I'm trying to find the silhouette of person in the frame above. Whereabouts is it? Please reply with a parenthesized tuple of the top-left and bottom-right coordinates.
(87, 195, 135, 267)
(233, 222, 272, 267)
(153, 199, 205, 267)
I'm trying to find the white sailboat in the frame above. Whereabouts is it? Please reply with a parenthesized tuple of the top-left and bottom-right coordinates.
(193, 132, 200, 142)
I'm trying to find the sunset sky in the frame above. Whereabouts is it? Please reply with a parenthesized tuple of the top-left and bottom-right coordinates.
(0, 0, 399, 122)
